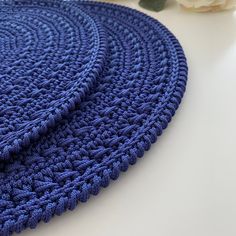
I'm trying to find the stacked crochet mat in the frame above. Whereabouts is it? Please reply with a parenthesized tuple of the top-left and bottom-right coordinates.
(0, 0, 188, 235)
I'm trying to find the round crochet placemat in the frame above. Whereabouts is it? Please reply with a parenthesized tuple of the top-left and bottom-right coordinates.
(0, 1, 188, 235)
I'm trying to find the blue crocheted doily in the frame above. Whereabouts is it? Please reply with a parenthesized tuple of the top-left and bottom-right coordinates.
(0, 1, 188, 235)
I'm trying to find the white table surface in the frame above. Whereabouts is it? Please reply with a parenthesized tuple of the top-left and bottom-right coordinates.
(23, 1, 236, 236)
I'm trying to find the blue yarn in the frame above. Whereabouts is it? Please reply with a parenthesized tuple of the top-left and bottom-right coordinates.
(0, 0, 188, 235)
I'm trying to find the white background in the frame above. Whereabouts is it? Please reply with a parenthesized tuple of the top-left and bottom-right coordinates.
(24, 1, 236, 235)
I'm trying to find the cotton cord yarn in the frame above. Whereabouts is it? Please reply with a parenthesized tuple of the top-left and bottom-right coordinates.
(0, 1, 188, 235)
(0, 0, 108, 161)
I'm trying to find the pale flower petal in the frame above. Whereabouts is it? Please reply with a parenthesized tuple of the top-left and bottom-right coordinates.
(176, 0, 236, 11)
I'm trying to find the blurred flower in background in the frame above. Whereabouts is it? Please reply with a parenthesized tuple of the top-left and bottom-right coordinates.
(176, 0, 236, 11)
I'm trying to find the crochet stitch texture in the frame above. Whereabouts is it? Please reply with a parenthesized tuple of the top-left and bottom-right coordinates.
(0, 0, 188, 235)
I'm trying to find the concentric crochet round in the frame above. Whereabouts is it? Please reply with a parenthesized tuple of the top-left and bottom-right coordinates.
(0, 0, 107, 160)
(0, 1, 188, 235)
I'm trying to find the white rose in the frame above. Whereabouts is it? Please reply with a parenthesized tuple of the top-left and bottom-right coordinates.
(176, 0, 236, 11)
